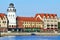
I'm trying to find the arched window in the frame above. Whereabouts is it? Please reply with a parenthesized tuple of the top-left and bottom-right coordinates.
(9, 15, 10, 17)
(13, 15, 14, 17)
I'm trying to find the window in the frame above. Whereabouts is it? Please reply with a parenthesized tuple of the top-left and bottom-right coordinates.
(11, 15, 12, 16)
(3, 21, 6, 23)
(10, 9, 12, 11)
(25, 22, 27, 24)
(9, 15, 10, 17)
(24, 22, 27, 24)
(13, 15, 14, 17)
(3, 21, 4, 23)
(51, 20, 53, 22)
(47, 24, 50, 26)
(9, 25, 11, 27)
(38, 22, 40, 24)
(25, 25, 26, 27)
(51, 25, 53, 26)
(3, 18, 5, 19)
(55, 25, 57, 26)
(4, 21, 6, 23)
(12, 25, 14, 27)
(13, 9, 14, 11)
(54, 20, 57, 22)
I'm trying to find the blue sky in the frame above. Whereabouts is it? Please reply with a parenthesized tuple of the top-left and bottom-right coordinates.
(0, 0, 60, 17)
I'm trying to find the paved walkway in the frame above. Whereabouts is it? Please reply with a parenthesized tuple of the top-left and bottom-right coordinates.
(1, 32, 60, 36)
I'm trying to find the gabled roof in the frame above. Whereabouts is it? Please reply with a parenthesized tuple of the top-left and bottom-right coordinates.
(35, 13, 57, 18)
(0, 13, 6, 19)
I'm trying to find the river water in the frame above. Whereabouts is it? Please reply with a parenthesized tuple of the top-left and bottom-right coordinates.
(0, 36, 60, 40)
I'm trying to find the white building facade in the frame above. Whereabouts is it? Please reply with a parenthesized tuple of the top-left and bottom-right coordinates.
(35, 13, 58, 31)
(7, 3, 16, 28)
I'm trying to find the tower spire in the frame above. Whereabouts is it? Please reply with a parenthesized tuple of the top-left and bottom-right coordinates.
(9, 3, 14, 8)
(7, 3, 16, 29)
(7, 3, 16, 12)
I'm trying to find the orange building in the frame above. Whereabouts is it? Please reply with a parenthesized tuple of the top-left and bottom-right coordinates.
(16, 16, 43, 32)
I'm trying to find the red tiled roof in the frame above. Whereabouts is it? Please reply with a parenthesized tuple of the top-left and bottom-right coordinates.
(35, 13, 57, 18)
(17, 16, 42, 22)
(0, 13, 6, 19)
(17, 16, 43, 28)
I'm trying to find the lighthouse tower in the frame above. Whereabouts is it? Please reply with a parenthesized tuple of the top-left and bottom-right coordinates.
(7, 3, 16, 29)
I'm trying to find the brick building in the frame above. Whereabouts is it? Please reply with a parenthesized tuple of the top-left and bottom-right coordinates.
(17, 16, 43, 32)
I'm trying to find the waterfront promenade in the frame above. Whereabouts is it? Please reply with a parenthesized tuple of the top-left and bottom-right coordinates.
(1, 32, 60, 37)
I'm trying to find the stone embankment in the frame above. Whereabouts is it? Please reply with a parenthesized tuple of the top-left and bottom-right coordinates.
(0, 32, 60, 36)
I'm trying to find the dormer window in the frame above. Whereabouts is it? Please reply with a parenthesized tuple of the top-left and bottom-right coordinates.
(4, 16, 6, 19)
(43, 16, 45, 19)
(51, 16, 53, 18)
(44, 16, 45, 18)
(47, 16, 49, 19)
(55, 16, 57, 18)
(3, 18, 5, 20)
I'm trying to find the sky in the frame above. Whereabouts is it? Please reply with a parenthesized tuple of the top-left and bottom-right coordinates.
(0, 0, 60, 17)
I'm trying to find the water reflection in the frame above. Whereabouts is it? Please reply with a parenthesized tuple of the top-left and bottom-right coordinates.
(0, 36, 60, 40)
(0, 36, 16, 40)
